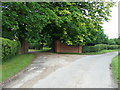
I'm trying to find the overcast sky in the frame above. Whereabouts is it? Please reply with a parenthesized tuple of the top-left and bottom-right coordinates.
(102, 2, 118, 39)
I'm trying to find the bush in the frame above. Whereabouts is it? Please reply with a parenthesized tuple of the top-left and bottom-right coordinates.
(1, 38, 20, 61)
(107, 39, 116, 45)
(82, 44, 119, 53)
(107, 45, 118, 50)
(82, 45, 101, 53)
(118, 45, 120, 49)
(95, 44, 108, 50)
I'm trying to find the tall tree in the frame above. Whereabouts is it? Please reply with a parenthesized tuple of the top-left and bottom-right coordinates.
(2, 2, 115, 53)
(44, 2, 115, 46)
(2, 2, 57, 53)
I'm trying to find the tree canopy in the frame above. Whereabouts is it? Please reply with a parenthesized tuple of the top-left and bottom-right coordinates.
(2, 2, 57, 42)
(44, 2, 115, 45)
(2, 2, 115, 52)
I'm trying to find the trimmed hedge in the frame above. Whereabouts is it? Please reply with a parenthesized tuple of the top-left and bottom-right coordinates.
(107, 45, 119, 50)
(83, 44, 120, 53)
(95, 44, 108, 50)
(82, 46, 100, 53)
(1, 38, 20, 61)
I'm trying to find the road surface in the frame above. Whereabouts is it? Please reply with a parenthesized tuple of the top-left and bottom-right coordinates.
(3, 52, 118, 88)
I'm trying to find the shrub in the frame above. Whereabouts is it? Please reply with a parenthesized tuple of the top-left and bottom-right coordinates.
(95, 44, 108, 50)
(1, 38, 20, 61)
(82, 45, 101, 53)
(82, 46, 90, 53)
(118, 45, 120, 49)
(107, 45, 118, 50)
(82, 44, 119, 53)
(107, 39, 116, 45)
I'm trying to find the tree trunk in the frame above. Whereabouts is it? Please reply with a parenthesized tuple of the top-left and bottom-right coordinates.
(51, 39, 58, 52)
(51, 37, 60, 52)
(20, 40, 29, 54)
(40, 44, 44, 50)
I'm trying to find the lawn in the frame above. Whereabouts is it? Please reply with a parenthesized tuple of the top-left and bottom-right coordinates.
(1, 54, 35, 82)
(112, 54, 120, 84)
(57, 49, 120, 55)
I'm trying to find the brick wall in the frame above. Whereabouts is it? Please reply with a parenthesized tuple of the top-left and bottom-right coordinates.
(55, 40, 82, 53)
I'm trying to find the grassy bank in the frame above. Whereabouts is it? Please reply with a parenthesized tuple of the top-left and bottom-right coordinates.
(112, 54, 120, 84)
(57, 49, 120, 55)
(1, 54, 35, 82)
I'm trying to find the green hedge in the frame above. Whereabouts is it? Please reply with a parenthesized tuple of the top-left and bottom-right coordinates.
(95, 44, 108, 50)
(107, 45, 118, 50)
(82, 46, 100, 53)
(83, 44, 119, 53)
(1, 38, 20, 61)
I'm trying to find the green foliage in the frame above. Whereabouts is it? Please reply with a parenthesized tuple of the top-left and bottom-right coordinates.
(90, 30, 109, 45)
(83, 44, 119, 53)
(82, 46, 100, 53)
(2, 2, 115, 48)
(107, 39, 116, 45)
(2, 2, 57, 42)
(95, 44, 119, 50)
(95, 44, 108, 50)
(107, 45, 118, 50)
(1, 38, 20, 61)
(29, 43, 43, 50)
(112, 38, 120, 45)
(44, 2, 115, 46)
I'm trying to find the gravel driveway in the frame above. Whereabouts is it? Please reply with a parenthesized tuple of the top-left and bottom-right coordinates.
(3, 52, 118, 88)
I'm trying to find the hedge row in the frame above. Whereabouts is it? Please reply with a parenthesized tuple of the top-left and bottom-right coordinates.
(1, 38, 20, 61)
(82, 44, 120, 53)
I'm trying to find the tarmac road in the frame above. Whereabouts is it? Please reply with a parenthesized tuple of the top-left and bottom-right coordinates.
(3, 52, 118, 88)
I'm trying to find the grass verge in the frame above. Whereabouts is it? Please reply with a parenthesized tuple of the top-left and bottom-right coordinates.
(112, 54, 120, 84)
(57, 49, 120, 55)
(1, 54, 35, 82)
